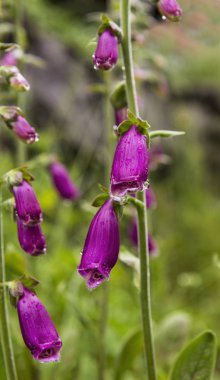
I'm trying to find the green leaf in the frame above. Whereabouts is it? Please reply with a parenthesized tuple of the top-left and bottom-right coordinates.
(117, 120, 132, 136)
(170, 330, 217, 380)
(149, 130, 185, 139)
(112, 202, 123, 220)
(92, 193, 109, 207)
(114, 329, 142, 380)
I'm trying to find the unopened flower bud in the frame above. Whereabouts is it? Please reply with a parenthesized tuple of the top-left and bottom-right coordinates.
(93, 28, 118, 71)
(8, 69, 30, 92)
(49, 162, 80, 200)
(158, 0, 182, 21)
(9, 115, 38, 144)
(17, 287, 62, 362)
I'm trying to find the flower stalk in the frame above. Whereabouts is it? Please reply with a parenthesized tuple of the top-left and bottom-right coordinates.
(120, 1, 157, 379)
(0, 186, 18, 380)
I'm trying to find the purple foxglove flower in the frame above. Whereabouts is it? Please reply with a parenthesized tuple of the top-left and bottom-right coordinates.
(158, 0, 182, 21)
(128, 219, 157, 256)
(93, 28, 118, 70)
(111, 125, 149, 197)
(49, 162, 80, 200)
(17, 287, 62, 362)
(17, 218, 46, 256)
(146, 187, 156, 209)
(78, 199, 120, 289)
(13, 180, 43, 226)
(115, 107, 128, 127)
(9, 115, 38, 144)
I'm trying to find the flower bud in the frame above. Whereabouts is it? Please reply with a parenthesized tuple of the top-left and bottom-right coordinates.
(93, 28, 118, 71)
(158, 0, 182, 21)
(115, 107, 128, 127)
(17, 218, 46, 256)
(8, 68, 30, 91)
(111, 125, 149, 197)
(13, 180, 43, 226)
(49, 162, 80, 200)
(17, 287, 62, 362)
(9, 115, 38, 144)
(78, 199, 120, 289)
(1, 51, 17, 66)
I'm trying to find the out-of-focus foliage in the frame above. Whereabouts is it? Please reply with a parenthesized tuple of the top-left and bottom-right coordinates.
(0, 0, 220, 379)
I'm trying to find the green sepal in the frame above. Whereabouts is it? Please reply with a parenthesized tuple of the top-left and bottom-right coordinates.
(18, 166, 35, 183)
(92, 193, 109, 207)
(2, 167, 34, 188)
(98, 184, 109, 194)
(98, 15, 123, 42)
(117, 120, 133, 136)
(112, 201, 123, 220)
(0, 42, 19, 51)
(0, 105, 23, 122)
(127, 110, 151, 140)
(110, 81, 127, 110)
(8, 280, 24, 298)
(149, 130, 185, 139)
(19, 274, 40, 290)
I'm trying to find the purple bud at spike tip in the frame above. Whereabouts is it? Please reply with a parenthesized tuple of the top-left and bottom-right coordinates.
(158, 0, 182, 21)
(17, 287, 62, 362)
(78, 199, 120, 289)
(9, 115, 38, 144)
(49, 162, 80, 200)
(13, 180, 43, 226)
(111, 125, 149, 197)
(93, 29, 118, 71)
(17, 218, 46, 256)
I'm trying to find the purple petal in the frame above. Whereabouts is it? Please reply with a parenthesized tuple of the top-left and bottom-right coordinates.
(49, 162, 80, 200)
(17, 218, 46, 256)
(93, 29, 118, 71)
(10, 116, 38, 144)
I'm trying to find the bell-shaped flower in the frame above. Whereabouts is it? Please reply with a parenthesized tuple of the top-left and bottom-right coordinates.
(78, 199, 120, 289)
(49, 162, 80, 200)
(13, 180, 43, 226)
(17, 287, 62, 362)
(158, 0, 182, 21)
(93, 28, 118, 70)
(111, 125, 149, 197)
(17, 217, 46, 256)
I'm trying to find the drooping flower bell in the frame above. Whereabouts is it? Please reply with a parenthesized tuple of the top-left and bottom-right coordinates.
(13, 180, 43, 226)
(78, 199, 120, 289)
(158, 0, 182, 21)
(17, 217, 46, 256)
(17, 287, 62, 362)
(9, 115, 38, 144)
(93, 28, 118, 71)
(49, 161, 80, 200)
(111, 125, 149, 197)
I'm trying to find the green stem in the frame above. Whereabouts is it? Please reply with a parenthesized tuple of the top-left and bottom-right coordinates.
(120, 1, 157, 379)
(97, 282, 109, 380)
(0, 187, 18, 380)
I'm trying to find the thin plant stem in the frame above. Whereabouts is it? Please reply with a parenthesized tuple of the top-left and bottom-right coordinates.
(97, 282, 109, 380)
(0, 187, 18, 380)
(120, 1, 157, 379)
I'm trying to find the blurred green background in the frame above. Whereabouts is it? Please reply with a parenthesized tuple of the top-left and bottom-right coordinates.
(1, 0, 220, 379)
